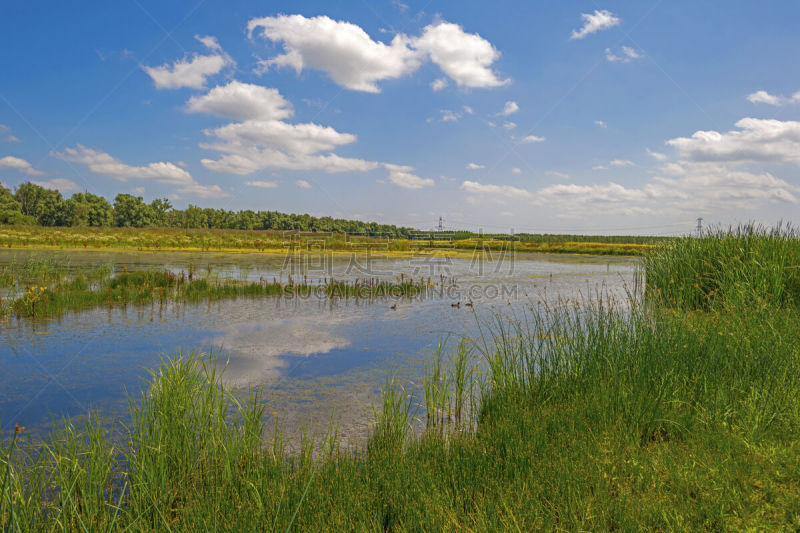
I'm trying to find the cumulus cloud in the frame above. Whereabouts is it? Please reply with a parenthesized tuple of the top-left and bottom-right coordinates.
(466, 162, 484, 169)
(593, 120, 607, 128)
(667, 118, 800, 165)
(248, 15, 420, 93)
(187, 81, 293, 121)
(31, 178, 79, 193)
(53, 145, 229, 198)
(248, 14, 507, 92)
(605, 46, 641, 63)
(414, 21, 508, 88)
(503, 121, 516, 130)
(647, 148, 668, 161)
(498, 101, 519, 116)
(383, 163, 434, 189)
(54, 145, 192, 184)
(511, 168, 521, 174)
(461, 161, 799, 217)
(244, 180, 278, 188)
(143, 35, 233, 89)
(5, 135, 20, 143)
(295, 179, 312, 189)
(746, 89, 800, 106)
(570, 10, 620, 40)
(0, 155, 46, 176)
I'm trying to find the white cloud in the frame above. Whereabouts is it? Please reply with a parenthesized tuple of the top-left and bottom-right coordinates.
(593, 159, 634, 170)
(53, 145, 229, 198)
(667, 118, 800, 165)
(177, 182, 230, 198)
(131, 186, 145, 195)
(647, 148, 668, 161)
(295, 179, 312, 189)
(570, 10, 621, 40)
(144, 35, 233, 89)
(503, 121, 517, 130)
(190, 84, 378, 175)
(610, 159, 634, 167)
(54, 145, 192, 184)
(593, 120, 607, 128)
(546, 171, 570, 180)
(746, 89, 800, 106)
(498, 101, 519, 116)
(431, 78, 448, 91)
(413, 21, 509, 88)
(244, 180, 279, 188)
(461, 180, 533, 199)
(187, 81, 293, 121)
(605, 45, 641, 63)
(383, 163, 434, 189)
(248, 14, 420, 93)
(466, 162, 484, 169)
(0, 124, 8, 133)
(32, 178, 79, 193)
(461, 160, 799, 217)
(440, 109, 461, 122)
(248, 15, 507, 92)
(463, 105, 474, 114)
(0, 155, 46, 176)
(511, 167, 521, 174)
(520, 135, 546, 143)
(5, 135, 20, 143)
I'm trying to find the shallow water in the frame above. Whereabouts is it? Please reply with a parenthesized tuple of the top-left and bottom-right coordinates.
(0, 249, 637, 446)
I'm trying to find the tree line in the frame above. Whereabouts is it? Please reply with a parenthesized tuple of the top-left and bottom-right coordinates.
(0, 182, 415, 237)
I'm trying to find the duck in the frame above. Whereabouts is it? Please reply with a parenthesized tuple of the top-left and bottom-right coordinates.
(465, 300, 473, 307)
(390, 303, 397, 310)
(451, 301, 461, 308)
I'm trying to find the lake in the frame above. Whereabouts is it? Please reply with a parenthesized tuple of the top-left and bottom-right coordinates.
(0, 248, 637, 446)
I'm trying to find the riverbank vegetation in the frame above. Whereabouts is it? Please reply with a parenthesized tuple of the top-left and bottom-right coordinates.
(0, 258, 435, 319)
(2, 225, 798, 530)
(0, 225, 656, 256)
(2, 182, 664, 256)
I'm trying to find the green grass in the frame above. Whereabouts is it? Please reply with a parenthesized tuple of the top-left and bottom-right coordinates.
(2, 226, 800, 530)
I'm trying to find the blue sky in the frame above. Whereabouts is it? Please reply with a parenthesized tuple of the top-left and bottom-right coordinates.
(2, 1, 800, 234)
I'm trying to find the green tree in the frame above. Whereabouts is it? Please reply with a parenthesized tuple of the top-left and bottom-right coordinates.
(0, 184, 35, 224)
(67, 192, 113, 226)
(149, 198, 172, 227)
(113, 194, 152, 227)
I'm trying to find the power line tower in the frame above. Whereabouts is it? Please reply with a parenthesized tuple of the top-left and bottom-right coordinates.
(437, 216, 444, 232)
(696, 217, 703, 236)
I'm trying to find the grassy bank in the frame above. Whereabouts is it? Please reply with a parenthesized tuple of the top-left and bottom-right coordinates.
(2, 226, 799, 530)
(0, 225, 657, 256)
(0, 260, 436, 319)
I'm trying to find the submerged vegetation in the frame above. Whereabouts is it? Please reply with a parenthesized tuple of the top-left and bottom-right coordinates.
(2, 225, 800, 530)
(0, 258, 436, 319)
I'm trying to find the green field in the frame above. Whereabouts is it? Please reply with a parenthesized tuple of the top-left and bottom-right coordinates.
(0, 225, 658, 256)
(2, 225, 799, 531)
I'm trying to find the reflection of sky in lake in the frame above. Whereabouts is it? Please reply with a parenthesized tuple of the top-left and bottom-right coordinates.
(0, 249, 638, 445)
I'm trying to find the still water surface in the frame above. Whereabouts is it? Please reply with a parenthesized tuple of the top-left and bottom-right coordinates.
(0, 249, 637, 445)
